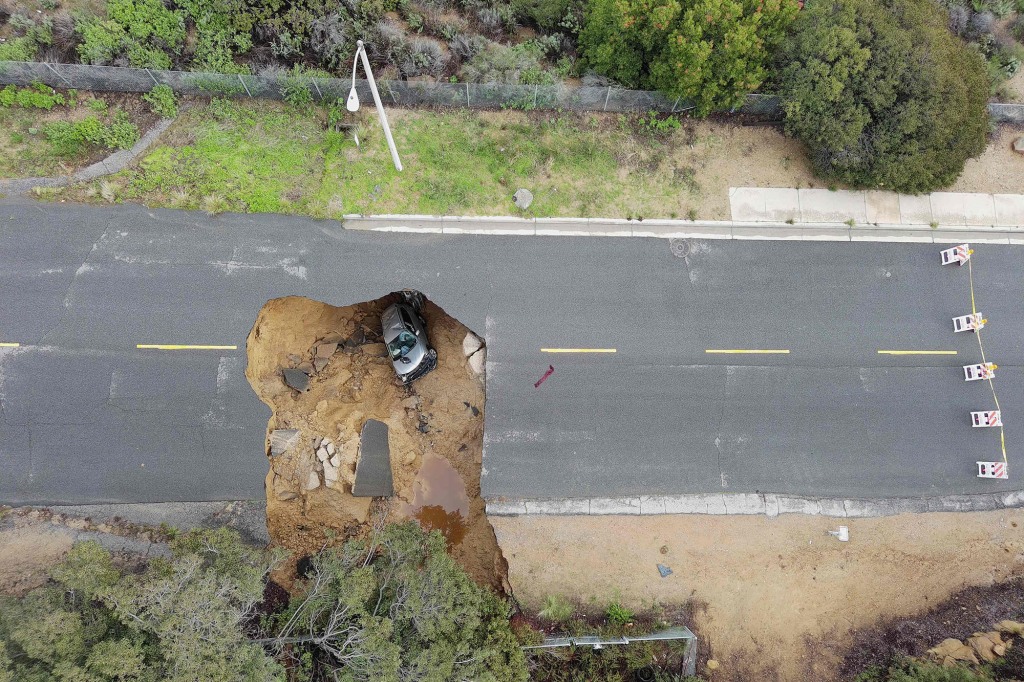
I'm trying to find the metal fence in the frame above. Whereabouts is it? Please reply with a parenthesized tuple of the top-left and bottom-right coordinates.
(2, 60, 1022, 121)
(524, 626, 698, 677)
(0, 60, 783, 116)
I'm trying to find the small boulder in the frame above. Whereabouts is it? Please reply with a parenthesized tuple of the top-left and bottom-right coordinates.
(997, 620, 1024, 636)
(462, 332, 484, 357)
(362, 343, 388, 357)
(269, 429, 300, 456)
(1014, 136, 1024, 155)
(303, 470, 320, 492)
(929, 638, 978, 664)
(468, 347, 485, 376)
(283, 369, 310, 391)
(326, 441, 336, 455)
(313, 356, 329, 373)
(324, 462, 340, 483)
(513, 188, 533, 210)
(316, 342, 338, 358)
(316, 447, 329, 462)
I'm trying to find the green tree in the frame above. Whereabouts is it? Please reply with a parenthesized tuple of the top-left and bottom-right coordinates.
(0, 530, 284, 682)
(578, 0, 798, 115)
(776, 0, 990, 193)
(268, 522, 528, 682)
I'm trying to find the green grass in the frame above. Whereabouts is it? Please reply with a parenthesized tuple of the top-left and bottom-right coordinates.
(83, 99, 706, 219)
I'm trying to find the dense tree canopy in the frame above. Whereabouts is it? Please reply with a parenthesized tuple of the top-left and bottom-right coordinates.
(579, 0, 799, 115)
(776, 0, 990, 193)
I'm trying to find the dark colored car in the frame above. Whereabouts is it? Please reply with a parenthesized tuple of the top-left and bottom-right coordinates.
(381, 291, 437, 383)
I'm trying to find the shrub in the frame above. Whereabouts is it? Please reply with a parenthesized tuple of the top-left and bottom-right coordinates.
(512, 0, 579, 31)
(461, 39, 550, 83)
(402, 36, 448, 77)
(44, 111, 139, 156)
(280, 67, 315, 110)
(606, 601, 634, 625)
(143, 83, 178, 118)
(77, 0, 184, 67)
(0, 35, 39, 60)
(1011, 15, 1024, 42)
(579, 0, 799, 116)
(777, 0, 990, 193)
(0, 82, 66, 110)
(538, 594, 574, 623)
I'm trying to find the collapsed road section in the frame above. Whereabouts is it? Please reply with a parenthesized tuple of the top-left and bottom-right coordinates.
(245, 292, 506, 590)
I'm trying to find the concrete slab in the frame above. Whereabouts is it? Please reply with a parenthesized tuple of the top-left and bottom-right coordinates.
(731, 226, 805, 240)
(762, 188, 800, 222)
(632, 223, 733, 239)
(523, 498, 591, 515)
(898, 194, 933, 225)
(728, 187, 767, 222)
(797, 227, 851, 241)
(961, 193, 997, 226)
(722, 493, 766, 514)
(993, 194, 1024, 228)
(776, 496, 822, 516)
(703, 494, 728, 515)
(639, 495, 668, 514)
(444, 217, 535, 235)
(864, 191, 901, 224)
(582, 219, 635, 237)
(817, 499, 849, 517)
(353, 419, 393, 497)
(485, 499, 528, 515)
(929, 193, 969, 227)
(662, 495, 710, 514)
(849, 228, 935, 243)
(590, 496, 642, 515)
(931, 230, 1011, 245)
(1002, 491, 1024, 508)
(797, 188, 867, 224)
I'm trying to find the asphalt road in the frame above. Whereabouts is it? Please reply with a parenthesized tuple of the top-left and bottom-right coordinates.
(0, 200, 1020, 504)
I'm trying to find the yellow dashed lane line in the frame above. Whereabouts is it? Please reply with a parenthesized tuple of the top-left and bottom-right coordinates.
(137, 344, 238, 350)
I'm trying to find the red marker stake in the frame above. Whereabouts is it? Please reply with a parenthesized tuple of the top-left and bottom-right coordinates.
(534, 365, 554, 388)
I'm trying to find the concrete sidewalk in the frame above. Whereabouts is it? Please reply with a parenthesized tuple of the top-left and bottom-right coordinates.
(341, 188, 1024, 243)
(730, 187, 1024, 230)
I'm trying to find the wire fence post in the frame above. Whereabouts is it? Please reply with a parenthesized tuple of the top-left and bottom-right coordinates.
(465, 81, 470, 107)
(310, 77, 323, 101)
(235, 74, 252, 97)
(43, 62, 72, 87)
(603, 86, 611, 111)
(144, 68, 159, 86)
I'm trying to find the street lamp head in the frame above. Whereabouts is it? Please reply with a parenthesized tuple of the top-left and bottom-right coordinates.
(346, 86, 360, 112)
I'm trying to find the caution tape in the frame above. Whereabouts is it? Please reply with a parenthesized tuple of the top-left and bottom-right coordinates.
(967, 257, 1007, 466)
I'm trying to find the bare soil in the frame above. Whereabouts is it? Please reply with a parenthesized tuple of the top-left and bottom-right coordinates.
(244, 294, 508, 592)
(492, 510, 1024, 681)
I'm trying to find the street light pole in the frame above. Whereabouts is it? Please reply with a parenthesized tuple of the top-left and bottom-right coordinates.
(347, 39, 403, 172)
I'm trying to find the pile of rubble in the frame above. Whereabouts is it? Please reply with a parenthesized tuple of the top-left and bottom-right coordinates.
(926, 620, 1024, 667)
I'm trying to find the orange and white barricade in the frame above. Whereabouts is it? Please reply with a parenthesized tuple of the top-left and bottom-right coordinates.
(964, 363, 997, 381)
(977, 461, 1008, 479)
(970, 410, 1002, 427)
(953, 313, 985, 333)
(941, 244, 972, 266)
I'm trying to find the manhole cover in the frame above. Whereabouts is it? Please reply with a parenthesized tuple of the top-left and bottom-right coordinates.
(669, 238, 691, 258)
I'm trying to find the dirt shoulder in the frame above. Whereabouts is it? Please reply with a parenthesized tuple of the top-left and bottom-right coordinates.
(493, 510, 1024, 681)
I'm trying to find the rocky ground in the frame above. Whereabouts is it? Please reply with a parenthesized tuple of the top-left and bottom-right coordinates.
(245, 293, 507, 591)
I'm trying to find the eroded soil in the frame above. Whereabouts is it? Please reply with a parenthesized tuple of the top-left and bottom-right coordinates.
(245, 294, 508, 592)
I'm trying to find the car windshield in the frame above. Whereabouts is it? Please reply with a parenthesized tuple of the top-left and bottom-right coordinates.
(388, 331, 417, 360)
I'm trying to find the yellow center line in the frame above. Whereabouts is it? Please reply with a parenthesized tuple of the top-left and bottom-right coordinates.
(877, 350, 958, 355)
(705, 349, 790, 354)
(0, 342, 19, 348)
(137, 344, 238, 351)
(541, 348, 617, 353)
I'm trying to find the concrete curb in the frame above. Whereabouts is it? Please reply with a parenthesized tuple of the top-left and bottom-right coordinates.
(342, 214, 1024, 243)
(486, 490, 1024, 518)
(0, 117, 174, 197)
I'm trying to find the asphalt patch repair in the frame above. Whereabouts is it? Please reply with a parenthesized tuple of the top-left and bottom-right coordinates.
(245, 293, 508, 592)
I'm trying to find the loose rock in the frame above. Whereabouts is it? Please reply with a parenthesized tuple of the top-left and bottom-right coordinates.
(513, 188, 533, 210)
(269, 429, 300, 456)
(468, 347, 485, 377)
(283, 368, 310, 391)
(462, 332, 484, 357)
(1014, 136, 1024, 155)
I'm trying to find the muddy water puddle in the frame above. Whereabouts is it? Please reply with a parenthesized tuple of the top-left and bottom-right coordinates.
(401, 453, 469, 546)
